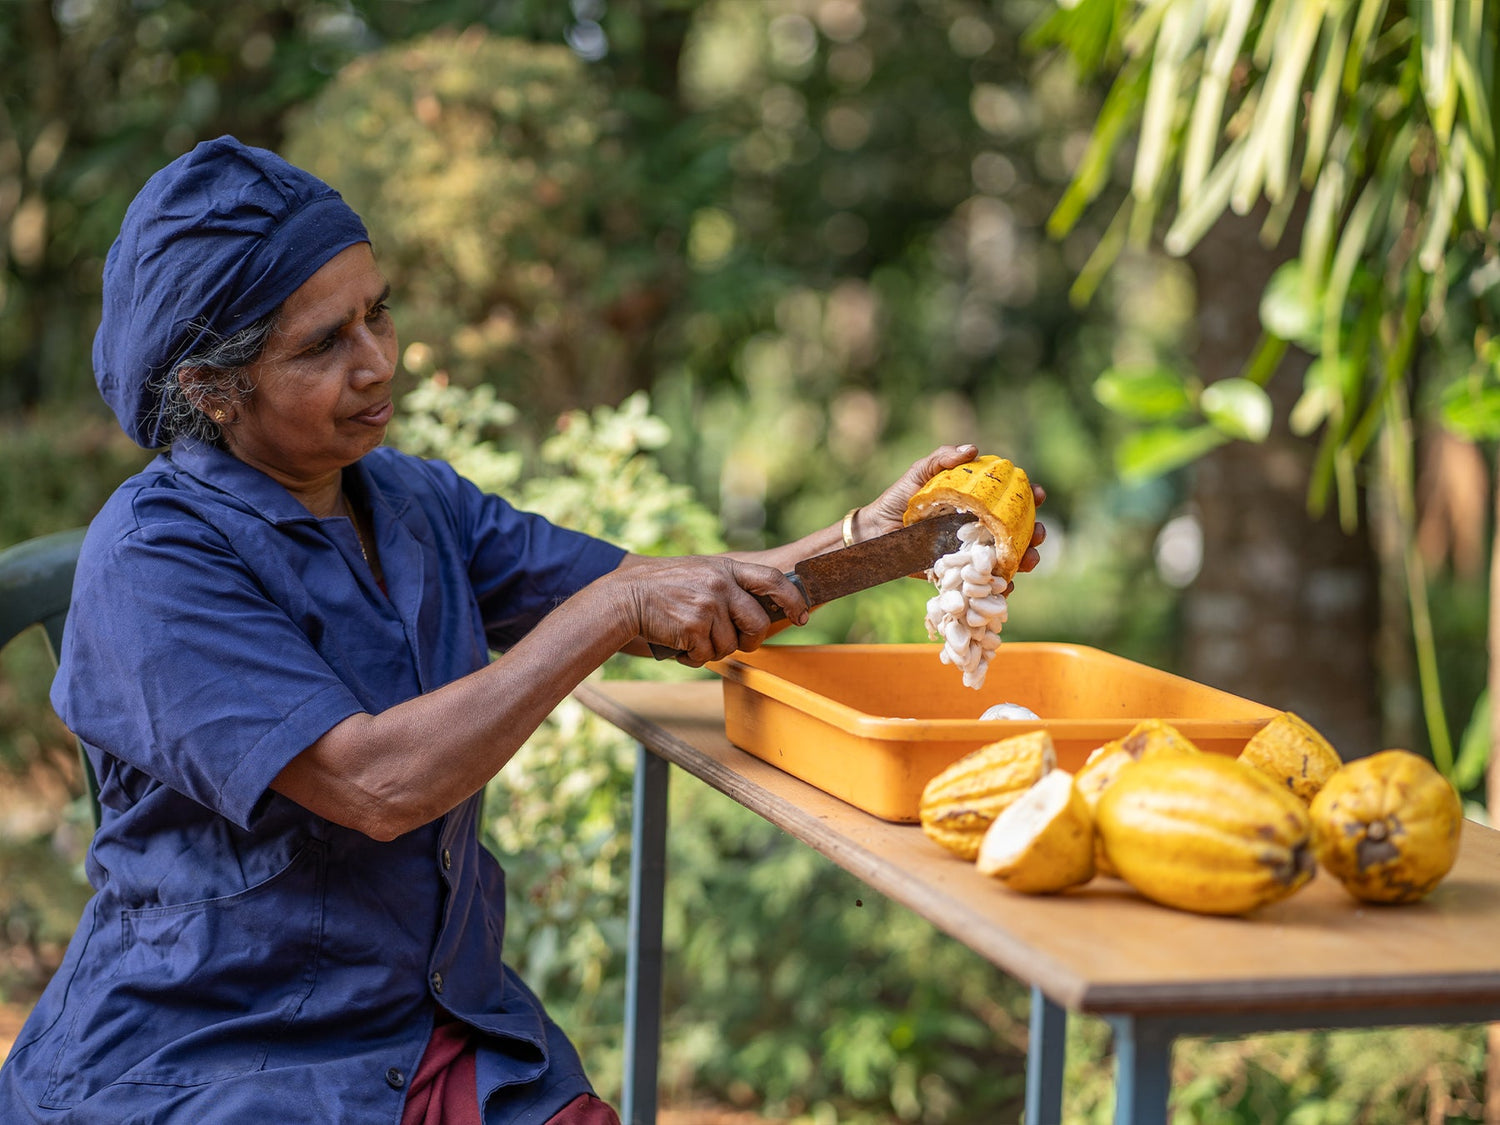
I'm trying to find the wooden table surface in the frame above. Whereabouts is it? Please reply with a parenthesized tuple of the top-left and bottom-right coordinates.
(575, 677, 1500, 1021)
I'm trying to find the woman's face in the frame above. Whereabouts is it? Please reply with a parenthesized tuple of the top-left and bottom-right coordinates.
(221, 243, 397, 492)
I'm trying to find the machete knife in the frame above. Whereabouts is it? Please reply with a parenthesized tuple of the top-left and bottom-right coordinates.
(649, 510, 974, 660)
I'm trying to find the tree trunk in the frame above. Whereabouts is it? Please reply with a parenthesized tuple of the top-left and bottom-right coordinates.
(1181, 210, 1382, 755)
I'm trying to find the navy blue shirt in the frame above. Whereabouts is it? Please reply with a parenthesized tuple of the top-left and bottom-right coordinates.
(0, 439, 627, 1123)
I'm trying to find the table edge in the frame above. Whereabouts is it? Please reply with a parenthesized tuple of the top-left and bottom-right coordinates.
(573, 678, 1500, 1021)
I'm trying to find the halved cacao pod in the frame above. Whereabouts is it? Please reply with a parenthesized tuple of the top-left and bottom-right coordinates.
(976, 769, 1095, 893)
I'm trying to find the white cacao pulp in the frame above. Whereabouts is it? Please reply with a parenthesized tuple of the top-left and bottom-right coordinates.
(924, 520, 1009, 689)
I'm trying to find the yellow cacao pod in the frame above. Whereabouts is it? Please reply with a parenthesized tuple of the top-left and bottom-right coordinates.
(1238, 711, 1342, 804)
(1075, 745, 1132, 878)
(1116, 718, 1201, 760)
(1075, 723, 1198, 878)
(903, 456, 1035, 581)
(976, 769, 1095, 894)
(920, 729, 1055, 861)
(1097, 753, 1316, 916)
(1309, 749, 1462, 904)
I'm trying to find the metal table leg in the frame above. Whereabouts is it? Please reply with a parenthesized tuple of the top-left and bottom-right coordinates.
(1026, 986, 1067, 1124)
(623, 744, 670, 1125)
(1106, 1015, 1173, 1125)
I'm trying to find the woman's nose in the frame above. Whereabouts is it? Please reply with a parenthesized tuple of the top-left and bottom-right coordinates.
(349, 323, 396, 386)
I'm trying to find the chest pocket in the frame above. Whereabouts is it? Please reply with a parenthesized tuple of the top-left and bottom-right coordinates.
(41, 839, 327, 1108)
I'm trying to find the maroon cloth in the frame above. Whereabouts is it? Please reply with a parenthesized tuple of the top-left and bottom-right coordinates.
(401, 1015, 620, 1125)
(401, 1015, 479, 1125)
(545, 1094, 622, 1125)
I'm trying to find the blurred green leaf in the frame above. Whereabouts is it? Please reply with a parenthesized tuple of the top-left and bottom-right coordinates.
(1440, 378, 1500, 440)
(1290, 355, 1358, 436)
(1260, 260, 1323, 348)
(1302, 5, 1352, 185)
(1132, 0, 1204, 206)
(1164, 132, 1247, 255)
(1237, 0, 1322, 209)
(1025, 0, 1126, 74)
(1179, 0, 1255, 198)
(1450, 689, 1490, 792)
(1093, 365, 1194, 421)
(1420, 0, 1456, 143)
(1047, 62, 1149, 238)
(1200, 378, 1273, 441)
(1240, 332, 1291, 389)
(1117, 424, 1227, 480)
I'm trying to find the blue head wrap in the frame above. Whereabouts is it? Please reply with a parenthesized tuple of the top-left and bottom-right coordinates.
(94, 135, 370, 448)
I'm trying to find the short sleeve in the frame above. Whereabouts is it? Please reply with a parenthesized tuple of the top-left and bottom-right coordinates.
(53, 518, 364, 830)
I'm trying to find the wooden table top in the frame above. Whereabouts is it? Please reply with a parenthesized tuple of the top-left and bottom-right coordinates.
(574, 677, 1500, 1021)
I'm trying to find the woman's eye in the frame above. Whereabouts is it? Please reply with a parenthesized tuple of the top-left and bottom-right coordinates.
(366, 302, 390, 325)
(305, 334, 338, 357)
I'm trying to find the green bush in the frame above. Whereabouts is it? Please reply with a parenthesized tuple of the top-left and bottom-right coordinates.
(1062, 1017, 1487, 1125)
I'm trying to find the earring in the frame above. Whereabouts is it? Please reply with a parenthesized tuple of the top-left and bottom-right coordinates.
(213, 410, 227, 423)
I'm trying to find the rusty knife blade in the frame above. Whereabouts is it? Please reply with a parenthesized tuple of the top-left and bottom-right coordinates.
(788, 509, 973, 610)
(649, 511, 973, 659)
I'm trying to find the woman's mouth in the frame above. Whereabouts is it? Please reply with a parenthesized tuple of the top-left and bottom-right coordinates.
(351, 400, 394, 426)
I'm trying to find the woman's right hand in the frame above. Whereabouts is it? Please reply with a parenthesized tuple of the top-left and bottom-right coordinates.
(607, 554, 810, 666)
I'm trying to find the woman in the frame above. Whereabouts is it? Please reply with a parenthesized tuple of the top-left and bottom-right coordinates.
(0, 137, 1043, 1124)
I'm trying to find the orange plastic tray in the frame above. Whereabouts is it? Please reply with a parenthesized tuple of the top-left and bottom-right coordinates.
(708, 642, 1279, 822)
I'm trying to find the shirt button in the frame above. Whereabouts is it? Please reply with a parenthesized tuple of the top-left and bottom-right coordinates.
(441, 848, 452, 870)
(385, 1067, 406, 1090)
(430, 971, 444, 994)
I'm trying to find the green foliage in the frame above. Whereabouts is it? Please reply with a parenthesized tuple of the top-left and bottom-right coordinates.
(659, 781, 1029, 1123)
(1439, 334, 1500, 441)
(1033, 0, 1497, 783)
(391, 377, 724, 556)
(0, 408, 149, 548)
(0, 0, 380, 409)
(0, 832, 94, 1005)
(1061, 1018, 1487, 1124)
(522, 393, 725, 556)
(1036, 0, 1499, 517)
(282, 33, 640, 423)
(1093, 366, 1196, 422)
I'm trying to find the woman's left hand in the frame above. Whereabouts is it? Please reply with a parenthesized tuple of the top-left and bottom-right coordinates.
(856, 444, 1048, 588)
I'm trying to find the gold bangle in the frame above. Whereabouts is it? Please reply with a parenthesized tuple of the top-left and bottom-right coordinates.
(841, 507, 859, 548)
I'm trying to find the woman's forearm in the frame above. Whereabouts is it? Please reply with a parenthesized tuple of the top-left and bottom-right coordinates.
(271, 550, 809, 839)
(722, 507, 874, 573)
(270, 577, 637, 840)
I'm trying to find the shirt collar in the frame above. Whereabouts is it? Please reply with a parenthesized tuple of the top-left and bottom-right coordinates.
(166, 439, 405, 526)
